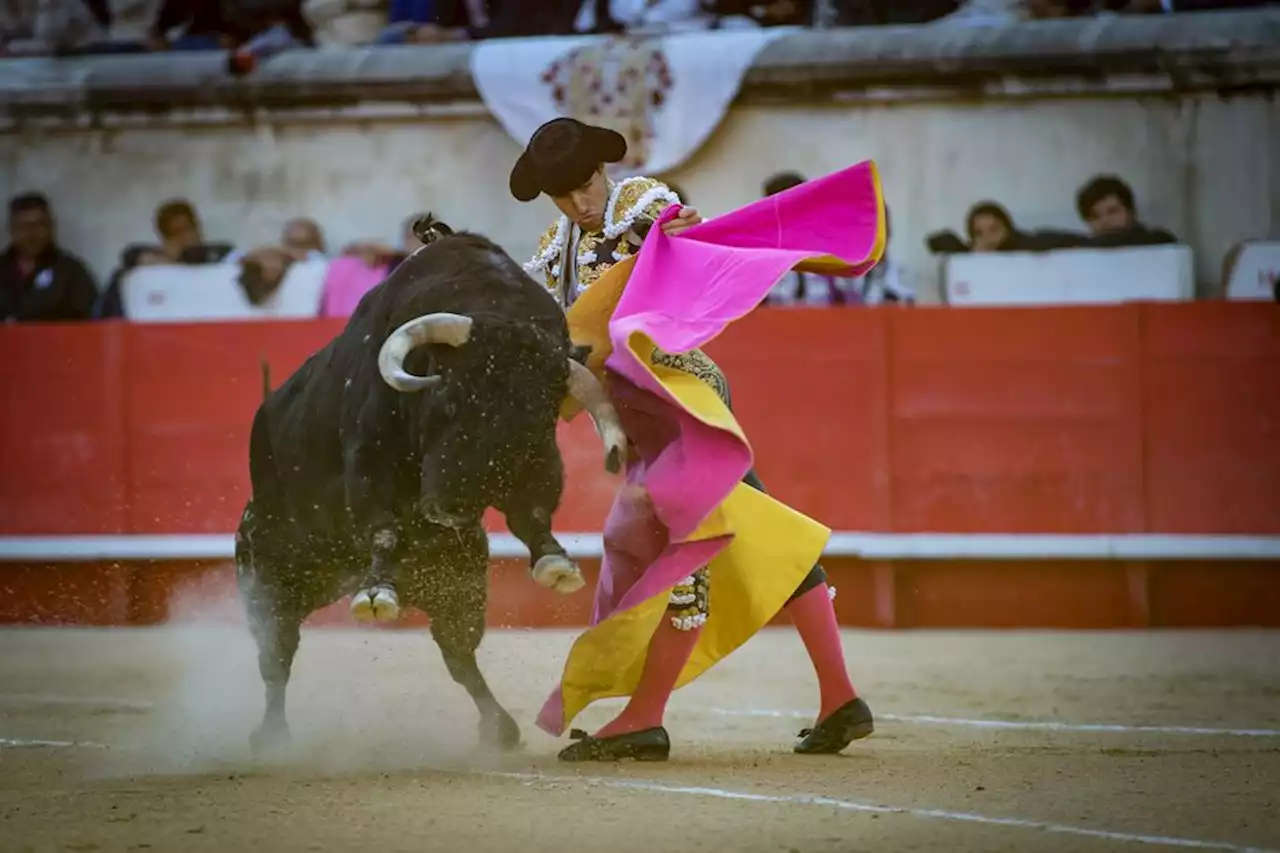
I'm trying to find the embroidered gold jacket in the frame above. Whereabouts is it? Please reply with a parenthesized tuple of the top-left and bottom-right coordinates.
(523, 176, 681, 309)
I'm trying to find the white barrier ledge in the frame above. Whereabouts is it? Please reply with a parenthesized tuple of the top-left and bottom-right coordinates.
(0, 533, 1277, 563)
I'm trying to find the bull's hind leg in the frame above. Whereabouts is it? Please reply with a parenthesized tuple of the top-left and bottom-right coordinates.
(413, 532, 521, 752)
(502, 446, 584, 594)
(243, 585, 305, 756)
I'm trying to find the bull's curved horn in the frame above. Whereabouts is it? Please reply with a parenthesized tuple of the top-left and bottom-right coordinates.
(566, 360, 627, 474)
(377, 312, 474, 392)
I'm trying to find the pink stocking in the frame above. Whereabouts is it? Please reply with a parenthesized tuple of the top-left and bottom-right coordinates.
(785, 583, 857, 722)
(594, 617, 701, 738)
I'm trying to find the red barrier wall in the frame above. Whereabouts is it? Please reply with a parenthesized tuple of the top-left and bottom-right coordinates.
(1, 302, 1277, 628)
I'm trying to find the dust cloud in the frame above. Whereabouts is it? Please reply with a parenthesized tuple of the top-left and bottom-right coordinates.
(89, 577, 572, 781)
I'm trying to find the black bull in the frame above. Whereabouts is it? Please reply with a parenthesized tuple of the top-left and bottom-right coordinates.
(234, 229, 625, 754)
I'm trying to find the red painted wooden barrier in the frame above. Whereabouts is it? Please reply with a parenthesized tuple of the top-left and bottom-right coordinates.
(1, 302, 1277, 628)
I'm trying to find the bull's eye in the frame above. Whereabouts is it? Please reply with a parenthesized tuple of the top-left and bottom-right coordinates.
(444, 402, 458, 419)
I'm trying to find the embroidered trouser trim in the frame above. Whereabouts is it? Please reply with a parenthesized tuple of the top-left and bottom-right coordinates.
(651, 348, 826, 630)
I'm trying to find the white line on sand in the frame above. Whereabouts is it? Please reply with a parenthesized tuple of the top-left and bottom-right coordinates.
(483, 771, 1276, 853)
(0, 694, 153, 712)
(0, 737, 108, 749)
(708, 708, 1280, 738)
(0, 727, 1269, 851)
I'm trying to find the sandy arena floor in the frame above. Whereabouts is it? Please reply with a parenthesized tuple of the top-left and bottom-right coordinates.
(0, 624, 1278, 853)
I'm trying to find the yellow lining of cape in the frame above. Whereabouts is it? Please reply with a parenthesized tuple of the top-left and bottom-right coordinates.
(552, 329, 830, 729)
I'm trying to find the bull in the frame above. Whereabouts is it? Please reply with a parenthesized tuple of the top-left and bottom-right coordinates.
(234, 220, 625, 755)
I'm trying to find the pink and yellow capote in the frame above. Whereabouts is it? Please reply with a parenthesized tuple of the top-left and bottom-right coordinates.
(538, 160, 887, 736)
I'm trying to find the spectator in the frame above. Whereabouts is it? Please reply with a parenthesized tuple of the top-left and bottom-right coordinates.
(757, 171, 907, 305)
(1119, 0, 1276, 11)
(149, 0, 314, 55)
(926, 201, 1089, 254)
(473, 0, 580, 37)
(708, 0, 814, 25)
(281, 217, 327, 258)
(1075, 174, 1178, 247)
(95, 199, 236, 319)
(320, 211, 431, 318)
(236, 218, 329, 305)
(373, 0, 485, 44)
(849, 205, 915, 305)
(144, 199, 235, 266)
(837, 0, 959, 25)
(1, 0, 106, 55)
(1, 193, 98, 323)
(762, 170, 804, 197)
(576, 0, 717, 33)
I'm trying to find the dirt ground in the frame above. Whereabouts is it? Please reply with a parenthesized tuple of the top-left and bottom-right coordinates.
(1, 625, 1278, 853)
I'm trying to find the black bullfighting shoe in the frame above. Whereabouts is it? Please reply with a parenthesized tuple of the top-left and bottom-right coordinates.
(557, 727, 671, 762)
(794, 697, 875, 755)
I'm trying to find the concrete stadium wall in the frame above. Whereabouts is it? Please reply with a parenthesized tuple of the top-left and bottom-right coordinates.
(2, 14, 1278, 304)
(2, 96, 1275, 306)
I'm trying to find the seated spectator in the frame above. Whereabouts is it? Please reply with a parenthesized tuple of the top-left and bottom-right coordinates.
(472, 0, 580, 37)
(320, 212, 432, 318)
(577, 0, 717, 33)
(1, 0, 106, 56)
(236, 218, 329, 305)
(1119, 0, 1276, 11)
(281, 217, 327, 258)
(1075, 174, 1178, 247)
(148, 0, 237, 50)
(95, 199, 236, 319)
(707, 0, 814, 25)
(837, 0, 958, 25)
(758, 172, 912, 305)
(850, 205, 915, 305)
(373, 0, 485, 44)
(149, 0, 315, 68)
(1, 193, 98, 323)
(140, 199, 235, 266)
(926, 201, 1089, 254)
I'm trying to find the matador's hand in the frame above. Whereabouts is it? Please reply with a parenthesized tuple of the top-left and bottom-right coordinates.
(661, 206, 703, 237)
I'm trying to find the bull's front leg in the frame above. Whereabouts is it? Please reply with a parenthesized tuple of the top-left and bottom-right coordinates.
(502, 448, 583, 594)
(350, 526, 402, 623)
(344, 418, 405, 623)
(506, 505, 584, 594)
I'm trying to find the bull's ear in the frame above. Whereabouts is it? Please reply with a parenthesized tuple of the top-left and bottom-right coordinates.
(570, 344, 593, 365)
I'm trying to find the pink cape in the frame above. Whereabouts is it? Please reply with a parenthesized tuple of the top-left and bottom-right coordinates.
(536, 161, 885, 735)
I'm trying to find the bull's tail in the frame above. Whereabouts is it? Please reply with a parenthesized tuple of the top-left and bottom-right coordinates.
(260, 358, 271, 402)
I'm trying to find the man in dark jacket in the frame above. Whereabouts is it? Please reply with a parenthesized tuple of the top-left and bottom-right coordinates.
(1075, 174, 1179, 248)
(0, 193, 98, 323)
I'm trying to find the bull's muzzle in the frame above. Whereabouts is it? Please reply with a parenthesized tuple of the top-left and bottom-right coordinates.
(377, 312, 475, 392)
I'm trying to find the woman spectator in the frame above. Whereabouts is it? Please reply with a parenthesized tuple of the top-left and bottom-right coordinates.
(927, 201, 1088, 254)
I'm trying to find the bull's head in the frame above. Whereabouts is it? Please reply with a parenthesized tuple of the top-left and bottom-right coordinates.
(377, 312, 627, 476)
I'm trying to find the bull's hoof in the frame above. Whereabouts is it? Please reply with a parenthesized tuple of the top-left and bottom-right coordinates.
(531, 555, 585, 594)
(249, 722, 292, 758)
(479, 712, 522, 753)
(350, 585, 401, 623)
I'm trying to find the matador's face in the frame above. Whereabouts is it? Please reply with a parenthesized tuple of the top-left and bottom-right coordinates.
(550, 165, 609, 234)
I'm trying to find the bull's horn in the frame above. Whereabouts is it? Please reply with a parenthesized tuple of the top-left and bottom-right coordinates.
(566, 360, 627, 474)
(377, 312, 474, 392)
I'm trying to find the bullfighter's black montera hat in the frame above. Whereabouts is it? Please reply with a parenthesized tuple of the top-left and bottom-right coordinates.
(509, 118, 627, 203)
